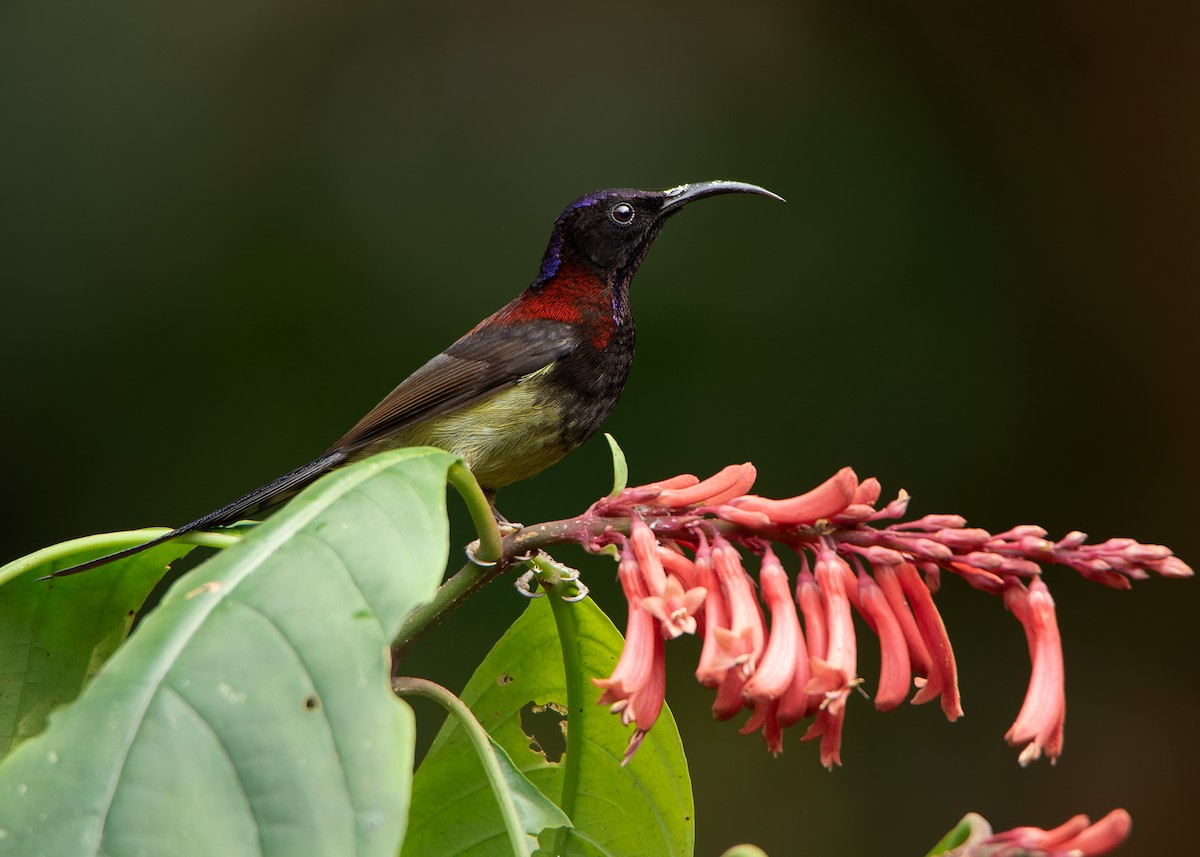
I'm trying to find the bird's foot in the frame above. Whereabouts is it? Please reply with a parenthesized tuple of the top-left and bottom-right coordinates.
(513, 569, 545, 598)
(464, 540, 498, 568)
(534, 554, 590, 602)
(560, 580, 590, 602)
(497, 520, 524, 537)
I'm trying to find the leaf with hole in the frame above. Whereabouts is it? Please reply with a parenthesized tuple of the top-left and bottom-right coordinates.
(404, 593, 694, 857)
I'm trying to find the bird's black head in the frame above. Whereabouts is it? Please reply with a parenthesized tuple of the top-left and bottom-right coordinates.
(537, 180, 783, 286)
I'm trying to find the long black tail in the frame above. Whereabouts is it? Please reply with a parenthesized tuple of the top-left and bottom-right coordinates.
(44, 451, 346, 579)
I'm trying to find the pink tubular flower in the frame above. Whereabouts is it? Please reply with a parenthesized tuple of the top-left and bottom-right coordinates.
(629, 518, 667, 596)
(856, 571, 911, 712)
(800, 543, 860, 768)
(1004, 577, 1066, 765)
(656, 462, 757, 508)
(742, 548, 802, 703)
(709, 537, 766, 678)
(947, 809, 1133, 856)
(778, 564, 824, 726)
(633, 517, 707, 638)
(896, 562, 962, 720)
(693, 536, 731, 687)
(806, 543, 858, 699)
(620, 632, 666, 765)
(594, 544, 658, 707)
(725, 466, 858, 525)
(585, 463, 1190, 767)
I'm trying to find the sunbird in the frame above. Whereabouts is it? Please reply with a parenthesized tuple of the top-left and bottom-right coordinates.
(50, 180, 782, 577)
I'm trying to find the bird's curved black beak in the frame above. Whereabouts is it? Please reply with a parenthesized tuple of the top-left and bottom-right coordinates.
(658, 180, 785, 212)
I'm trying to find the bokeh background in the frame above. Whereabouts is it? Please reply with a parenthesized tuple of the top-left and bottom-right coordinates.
(3, 1, 1197, 854)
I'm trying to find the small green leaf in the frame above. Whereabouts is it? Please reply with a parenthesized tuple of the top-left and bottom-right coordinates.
(406, 595, 694, 857)
(0, 448, 459, 857)
(0, 534, 198, 757)
(604, 433, 629, 498)
(925, 813, 988, 856)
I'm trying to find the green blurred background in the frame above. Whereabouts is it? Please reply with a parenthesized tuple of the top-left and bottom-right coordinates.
(2, 1, 1197, 854)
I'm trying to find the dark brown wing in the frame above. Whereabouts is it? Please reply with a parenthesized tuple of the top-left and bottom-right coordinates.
(329, 319, 580, 455)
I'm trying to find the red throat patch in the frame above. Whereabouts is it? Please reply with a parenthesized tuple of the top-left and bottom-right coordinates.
(489, 260, 616, 349)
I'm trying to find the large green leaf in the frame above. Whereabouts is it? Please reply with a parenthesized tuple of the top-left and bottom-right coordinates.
(0, 448, 458, 857)
(404, 593, 694, 857)
(0, 534, 198, 758)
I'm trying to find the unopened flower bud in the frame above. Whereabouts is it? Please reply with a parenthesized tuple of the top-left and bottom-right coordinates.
(934, 528, 992, 550)
(852, 476, 882, 506)
(728, 466, 859, 525)
(992, 524, 1048, 541)
(713, 505, 773, 529)
(1056, 530, 1088, 549)
(870, 489, 911, 520)
(1122, 543, 1172, 563)
(657, 463, 757, 508)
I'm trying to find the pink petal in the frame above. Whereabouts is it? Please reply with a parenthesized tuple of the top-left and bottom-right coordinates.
(712, 665, 749, 721)
(739, 699, 784, 756)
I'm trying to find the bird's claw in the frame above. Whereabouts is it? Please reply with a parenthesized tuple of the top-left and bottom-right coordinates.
(514, 569, 544, 598)
(533, 554, 589, 601)
(465, 540, 498, 567)
(560, 580, 590, 602)
(537, 554, 581, 582)
(497, 521, 524, 537)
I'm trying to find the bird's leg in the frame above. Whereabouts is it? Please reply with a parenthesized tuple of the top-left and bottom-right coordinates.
(487, 491, 524, 537)
(464, 487, 527, 567)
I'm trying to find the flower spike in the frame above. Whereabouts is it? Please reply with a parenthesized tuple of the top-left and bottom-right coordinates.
(576, 464, 1189, 766)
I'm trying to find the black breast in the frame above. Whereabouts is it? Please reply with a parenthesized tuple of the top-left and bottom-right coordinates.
(546, 318, 637, 452)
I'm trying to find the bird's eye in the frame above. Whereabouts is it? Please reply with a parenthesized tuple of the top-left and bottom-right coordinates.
(610, 203, 635, 224)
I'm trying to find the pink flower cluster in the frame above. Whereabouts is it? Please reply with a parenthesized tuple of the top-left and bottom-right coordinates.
(945, 809, 1132, 857)
(585, 464, 1191, 767)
